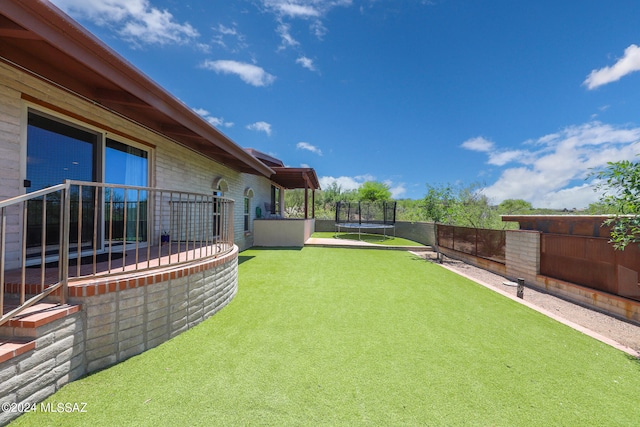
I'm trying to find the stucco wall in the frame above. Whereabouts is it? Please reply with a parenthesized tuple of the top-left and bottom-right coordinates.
(254, 219, 315, 247)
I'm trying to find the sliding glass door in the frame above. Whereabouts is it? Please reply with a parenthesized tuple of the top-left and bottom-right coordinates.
(105, 138, 149, 243)
(26, 112, 97, 255)
(26, 111, 151, 260)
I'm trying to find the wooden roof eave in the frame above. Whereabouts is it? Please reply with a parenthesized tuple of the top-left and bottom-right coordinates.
(0, 0, 273, 178)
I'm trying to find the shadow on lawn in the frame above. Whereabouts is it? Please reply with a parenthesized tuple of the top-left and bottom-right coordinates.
(248, 247, 303, 251)
(239, 247, 303, 265)
(626, 354, 640, 366)
(238, 255, 255, 265)
(334, 233, 394, 243)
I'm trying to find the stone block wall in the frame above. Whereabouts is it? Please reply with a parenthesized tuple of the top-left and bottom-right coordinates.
(394, 222, 436, 247)
(0, 248, 238, 425)
(72, 248, 238, 373)
(505, 230, 540, 284)
(0, 312, 85, 426)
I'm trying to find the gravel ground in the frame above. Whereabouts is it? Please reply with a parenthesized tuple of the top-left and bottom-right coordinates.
(412, 250, 640, 355)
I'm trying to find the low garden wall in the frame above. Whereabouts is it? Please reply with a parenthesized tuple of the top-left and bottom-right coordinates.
(442, 227, 640, 325)
(70, 247, 238, 372)
(0, 247, 238, 426)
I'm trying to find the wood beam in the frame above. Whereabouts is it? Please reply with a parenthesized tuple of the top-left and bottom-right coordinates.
(94, 88, 154, 109)
(0, 28, 40, 40)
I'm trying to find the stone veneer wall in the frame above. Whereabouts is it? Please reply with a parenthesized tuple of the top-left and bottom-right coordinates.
(72, 247, 238, 372)
(505, 230, 541, 284)
(0, 312, 84, 426)
(0, 247, 238, 426)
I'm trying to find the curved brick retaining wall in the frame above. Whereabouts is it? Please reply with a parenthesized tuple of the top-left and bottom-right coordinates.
(0, 247, 238, 426)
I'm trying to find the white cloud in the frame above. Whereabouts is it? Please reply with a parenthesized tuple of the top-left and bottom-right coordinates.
(319, 175, 373, 192)
(263, 1, 322, 18)
(277, 23, 300, 50)
(384, 180, 407, 199)
(320, 175, 405, 198)
(478, 121, 640, 208)
(462, 137, 529, 166)
(310, 19, 328, 39)
(193, 108, 234, 128)
(584, 44, 640, 90)
(300, 163, 311, 168)
(212, 23, 247, 51)
(487, 150, 528, 166)
(216, 24, 238, 36)
(296, 56, 317, 71)
(201, 60, 276, 86)
(246, 121, 273, 136)
(461, 136, 494, 152)
(297, 142, 323, 155)
(260, 0, 352, 42)
(51, 0, 198, 46)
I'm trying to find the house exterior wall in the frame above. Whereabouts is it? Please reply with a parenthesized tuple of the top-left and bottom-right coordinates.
(0, 60, 271, 253)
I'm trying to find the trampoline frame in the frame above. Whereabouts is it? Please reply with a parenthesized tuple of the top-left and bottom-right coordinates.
(334, 222, 396, 241)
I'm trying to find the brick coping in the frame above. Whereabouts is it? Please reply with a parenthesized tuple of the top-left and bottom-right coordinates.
(67, 245, 239, 298)
(0, 340, 35, 364)
(4, 303, 81, 329)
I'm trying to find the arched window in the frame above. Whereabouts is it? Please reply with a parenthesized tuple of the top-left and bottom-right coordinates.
(244, 187, 254, 231)
(212, 177, 229, 196)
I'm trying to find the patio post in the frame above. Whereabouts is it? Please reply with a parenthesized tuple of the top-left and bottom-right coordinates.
(304, 182, 309, 219)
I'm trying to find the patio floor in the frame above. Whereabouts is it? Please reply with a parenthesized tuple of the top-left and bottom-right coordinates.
(2, 241, 229, 315)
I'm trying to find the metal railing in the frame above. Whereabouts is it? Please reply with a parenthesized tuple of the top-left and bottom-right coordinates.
(0, 180, 234, 326)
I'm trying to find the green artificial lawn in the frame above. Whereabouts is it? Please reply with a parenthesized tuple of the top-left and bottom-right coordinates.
(13, 248, 640, 426)
(311, 231, 425, 246)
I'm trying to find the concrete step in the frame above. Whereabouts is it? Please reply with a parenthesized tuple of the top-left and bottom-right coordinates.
(0, 300, 81, 364)
(1, 301, 81, 336)
(0, 339, 36, 364)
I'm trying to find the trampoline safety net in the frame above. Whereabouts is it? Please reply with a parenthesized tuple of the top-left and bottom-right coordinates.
(335, 201, 397, 225)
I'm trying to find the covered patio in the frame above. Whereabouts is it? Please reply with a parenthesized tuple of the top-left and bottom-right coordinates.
(253, 167, 321, 247)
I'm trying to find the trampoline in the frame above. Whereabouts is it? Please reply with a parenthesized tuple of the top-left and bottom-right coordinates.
(334, 201, 397, 241)
(335, 222, 396, 241)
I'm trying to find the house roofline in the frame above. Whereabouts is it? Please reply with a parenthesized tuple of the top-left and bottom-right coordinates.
(1, 0, 273, 177)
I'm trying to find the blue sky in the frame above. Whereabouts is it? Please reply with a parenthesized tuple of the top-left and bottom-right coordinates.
(50, 0, 640, 208)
